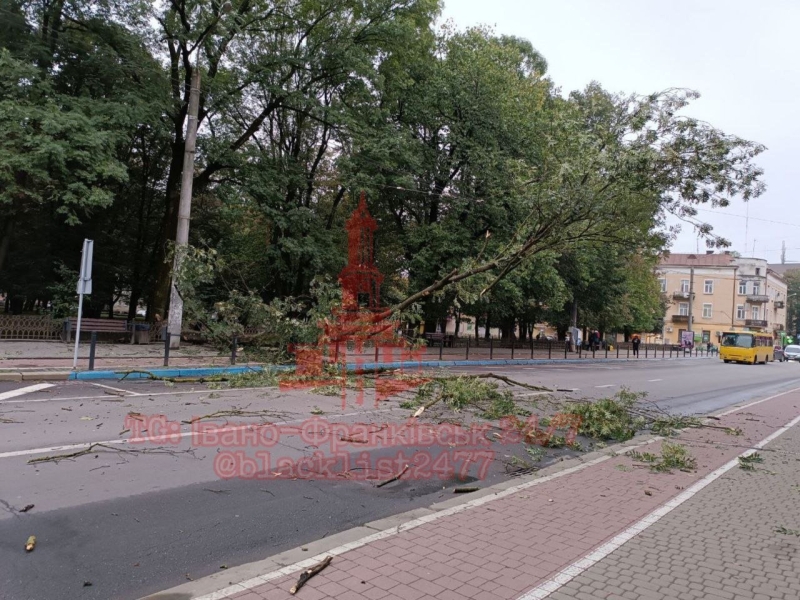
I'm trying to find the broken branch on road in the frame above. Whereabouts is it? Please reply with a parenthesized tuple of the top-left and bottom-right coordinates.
(376, 464, 409, 488)
(27, 443, 195, 465)
(290, 556, 333, 594)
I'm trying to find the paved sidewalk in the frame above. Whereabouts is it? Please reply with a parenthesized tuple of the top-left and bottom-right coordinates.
(547, 417, 800, 600)
(145, 388, 800, 600)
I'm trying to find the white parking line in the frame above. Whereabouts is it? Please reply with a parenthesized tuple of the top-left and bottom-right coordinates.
(0, 383, 55, 402)
(91, 383, 141, 396)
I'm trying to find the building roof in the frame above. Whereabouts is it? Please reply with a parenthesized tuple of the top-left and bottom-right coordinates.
(659, 252, 736, 267)
(768, 263, 800, 277)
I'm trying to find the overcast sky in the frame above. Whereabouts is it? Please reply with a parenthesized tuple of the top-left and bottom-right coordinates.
(441, 0, 800, 263)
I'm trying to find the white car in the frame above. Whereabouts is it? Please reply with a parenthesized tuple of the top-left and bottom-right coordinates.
(784, 345, 800, 362)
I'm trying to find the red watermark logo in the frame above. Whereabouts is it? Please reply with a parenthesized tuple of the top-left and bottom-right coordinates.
(122, 412, 582, 481)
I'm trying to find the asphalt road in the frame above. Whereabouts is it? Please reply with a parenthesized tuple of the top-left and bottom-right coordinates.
(0, 358, 798, 600)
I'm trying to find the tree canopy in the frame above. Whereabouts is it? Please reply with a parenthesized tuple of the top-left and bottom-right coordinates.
(0, 0, 766, 342)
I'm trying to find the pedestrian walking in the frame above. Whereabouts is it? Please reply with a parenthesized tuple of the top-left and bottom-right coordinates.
(632, 335, 641, 357)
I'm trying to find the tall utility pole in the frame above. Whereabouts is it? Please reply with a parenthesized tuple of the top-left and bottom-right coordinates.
(781, 241, 786, 264)
(167, 68, 201, 349)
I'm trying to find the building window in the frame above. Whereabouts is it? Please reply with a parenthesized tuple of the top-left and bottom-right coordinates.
(753, 282, 761, 295)
(756, 267, 761, 275)
(738, 281, 747, 295)
(679, 303, 689, 316)
(681, 280, 690, 293)
(658, 278, 667, 293)
(752, 306, 760, 320)
(736, 305, 746, 320)
(704, 280, 714, 294)
(703, 304, 712, 318)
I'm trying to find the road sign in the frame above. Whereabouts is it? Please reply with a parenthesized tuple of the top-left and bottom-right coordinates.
(77, 239, 93, 295)
(73, 239, 94, 369)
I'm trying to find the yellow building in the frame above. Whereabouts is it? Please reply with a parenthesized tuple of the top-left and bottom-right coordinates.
(657, 253, 788, 346)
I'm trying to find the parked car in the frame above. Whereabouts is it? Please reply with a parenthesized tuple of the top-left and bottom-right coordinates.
(783, 345, 800, 362)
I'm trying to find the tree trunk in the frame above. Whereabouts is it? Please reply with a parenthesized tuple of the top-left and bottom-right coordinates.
(0, 218, 13, 275)
(148, 133, 187, 321)
(127, 286, 142, 322)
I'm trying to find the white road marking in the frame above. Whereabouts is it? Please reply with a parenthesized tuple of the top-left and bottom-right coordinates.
(0, 383, 55, 402)
(516, 410, 800, 600)
(716, 386, 800, 417)
(0, 386, 278, 404)
(91, 383, 141, 396)
(594, 384, 615, 388)
(0, 408, 395, 460)
(647, 379, 663, 382)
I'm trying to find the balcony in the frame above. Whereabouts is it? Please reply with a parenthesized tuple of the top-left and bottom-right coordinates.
(672, 291, 690, 300)
(672, 315, 690, 324)
(747, 295, 769, 303)
(745, 319, 768, 329)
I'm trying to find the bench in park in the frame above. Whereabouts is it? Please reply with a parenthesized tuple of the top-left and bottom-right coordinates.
(424, 332, 455, 347)
(63, 318, 129, 342)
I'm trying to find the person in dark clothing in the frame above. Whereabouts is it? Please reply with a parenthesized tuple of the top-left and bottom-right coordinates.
(632, 335, 641, 357)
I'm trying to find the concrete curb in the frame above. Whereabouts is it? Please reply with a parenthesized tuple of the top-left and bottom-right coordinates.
(61, 356, 712, 382)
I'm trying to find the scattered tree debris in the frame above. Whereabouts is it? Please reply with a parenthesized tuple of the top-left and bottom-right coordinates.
(774, 526, 800, 536)
(25, 536, 36, 552)
(627, 442, 697, 473)
(290, 556, 333, 595)
(739, 453, 764, 471)
(376, 464, 409, 488)
(82, 581, 92, 587)
(339, 436, 368, 444)
(453, 487, 479, 494)
(19, 504, 34, 513)
(0, 417, 21, 424)
(203, 488, 231, 494)
(183, 409, 280, 424)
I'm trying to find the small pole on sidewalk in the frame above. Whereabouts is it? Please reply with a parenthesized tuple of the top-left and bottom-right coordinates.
(548, 340, 552, 360)
(579, 344, 582, 359)
(592, 346, 595, 359)
(490, 337, 494, 360)
(564, 341, 568, 360)
(334, 341, 339, 363)
(645, 345, 648, 359)
(531, 338, 534, 359)
(163, 328, 170, 367)
(466, 338, 470, 361)
(662, 344, 665, 358)
(511, 340, 515, 360)
(88, 331, 97, 371)
(231, 336, 238, 365)
(439, 337, 444, 361)
(627, 346, 630, 359)
(375, 344, 380, 365)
